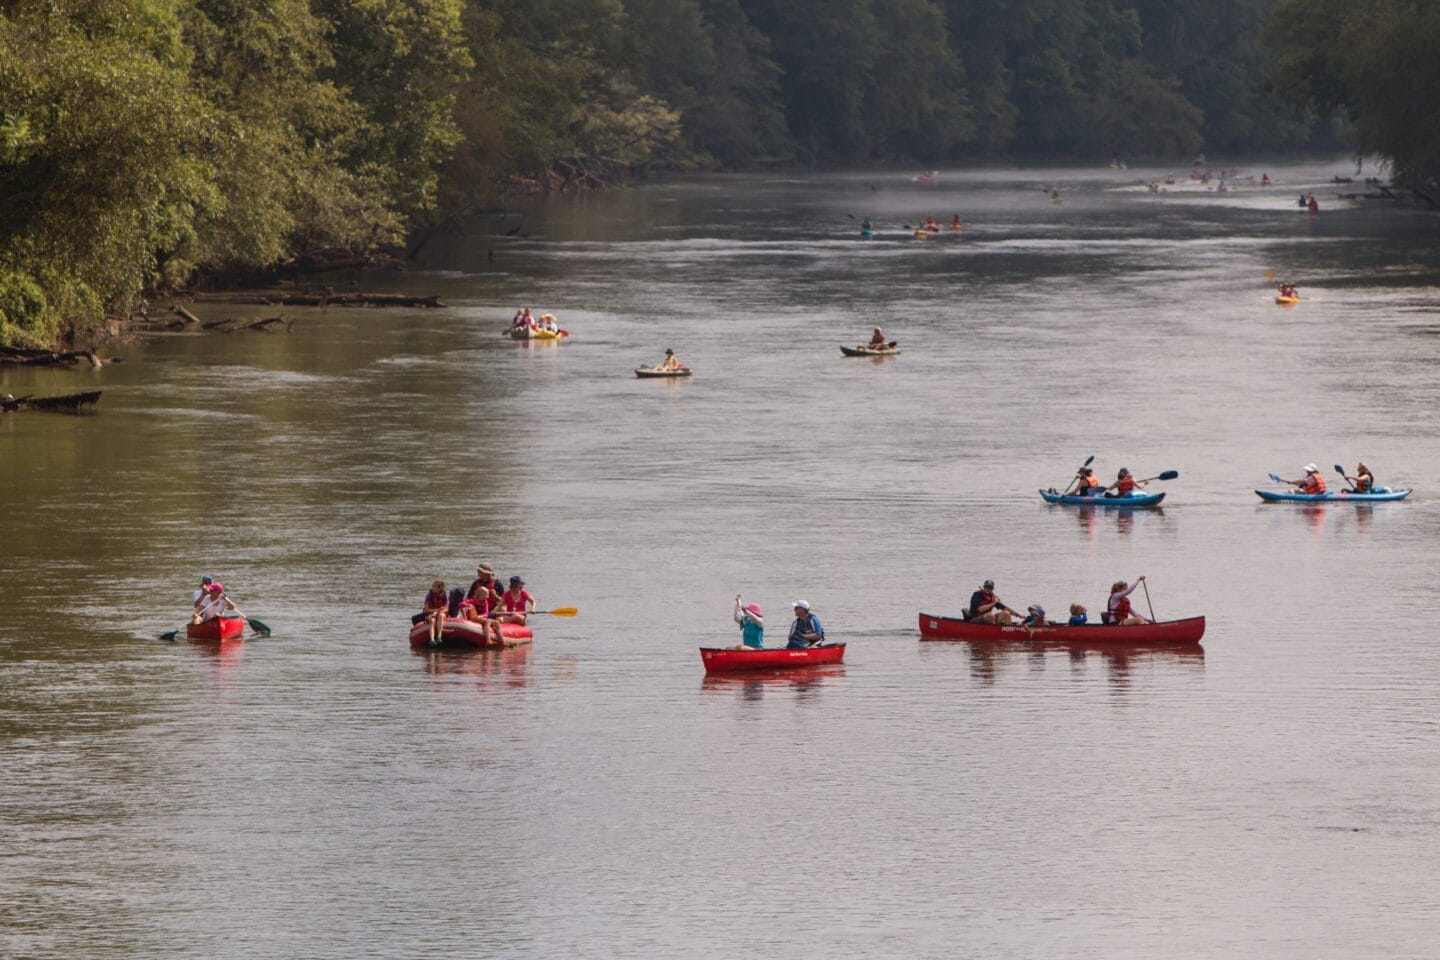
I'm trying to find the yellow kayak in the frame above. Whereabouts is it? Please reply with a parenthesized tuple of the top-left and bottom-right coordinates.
(532, 328, 569, 340)
(1275, 295, 1300, 305)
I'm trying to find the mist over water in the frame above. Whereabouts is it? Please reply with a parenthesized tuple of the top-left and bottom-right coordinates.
(3, 161, 1439, 959)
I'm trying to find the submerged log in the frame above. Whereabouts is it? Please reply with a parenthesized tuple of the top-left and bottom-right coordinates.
(1, 390, 102, 413)
(202, 316, 291, 333)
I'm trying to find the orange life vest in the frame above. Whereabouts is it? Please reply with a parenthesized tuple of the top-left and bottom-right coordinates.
(1300, 474, 1326, 494)
(1117, 476, 1135, 494)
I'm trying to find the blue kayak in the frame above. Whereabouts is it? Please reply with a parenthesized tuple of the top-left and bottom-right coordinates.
(1039, 489, 1165, 507)
(1255, 487, 1411, 503)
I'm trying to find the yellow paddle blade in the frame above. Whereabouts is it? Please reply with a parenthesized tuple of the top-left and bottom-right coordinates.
(544, 606, 578, 617)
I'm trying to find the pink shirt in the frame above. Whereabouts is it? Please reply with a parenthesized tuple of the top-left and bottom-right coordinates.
(502, 589, 533, 613)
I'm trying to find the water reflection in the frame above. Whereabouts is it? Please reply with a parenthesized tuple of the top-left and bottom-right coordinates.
(413, 645, 530, 687)
(923, 638, 1203, 688)
(184, 637, 245, 668)
(1051, 503, 1164, 541)
(699, 666, 843, 701)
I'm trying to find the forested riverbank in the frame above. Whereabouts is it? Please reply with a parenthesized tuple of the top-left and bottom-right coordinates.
(0, 0, 1431, 349)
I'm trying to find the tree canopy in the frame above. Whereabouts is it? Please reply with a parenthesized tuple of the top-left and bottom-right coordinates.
(0, 0, 1364, 347)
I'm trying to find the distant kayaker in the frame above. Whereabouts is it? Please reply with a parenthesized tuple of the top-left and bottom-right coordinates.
(1307, 193, 1319, 214)
(924, 216, 939, 232)
(868, 326, 889, 348)
(1288, 464, 1327, 495)
(1065, 466, 1101, 496)
(423, 580, 449, 645)
(1068, 603, 1088, 625)
(1262, 173, 1272, 186)
(1107, 577, 1149, 625)
(949, 214, 962, 230)
(657, 348, 683, 371)
(541, 314, 559, 333)
(733, 596, 764, 650)
(1344, 462, 1375, 493)
(965, 580, 1014, 624)
(191, 582, 236, 625)
(1278, 282, 1298, 299)
(861, 217, 873, 232)
(787, 601, 825, 648)
(496, 576, 536, 626)
(1103, 467, 1147, 498)
(1297, 194, 1308, 208)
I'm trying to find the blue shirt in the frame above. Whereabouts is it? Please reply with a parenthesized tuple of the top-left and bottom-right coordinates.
(788, 614, 824, 649)
(1069, 613, 1088, 625)
(740, 620, 764, 649)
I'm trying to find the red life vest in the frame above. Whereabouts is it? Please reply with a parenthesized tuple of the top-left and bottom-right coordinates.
(1355, 474, 1372, 492)
(1111, 596, 1132, 620)
(1117, 476, 1135, 494)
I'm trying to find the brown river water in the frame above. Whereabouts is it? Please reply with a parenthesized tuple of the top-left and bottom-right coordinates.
(3, 161, 1440, 958)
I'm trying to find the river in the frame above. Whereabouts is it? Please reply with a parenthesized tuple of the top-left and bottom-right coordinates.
(3, 161, 1439, 959)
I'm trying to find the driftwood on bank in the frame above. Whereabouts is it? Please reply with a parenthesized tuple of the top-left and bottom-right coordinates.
(0, 347, 115, 367)
(186, 290, 443, 308)
(1, 390, 102, 413)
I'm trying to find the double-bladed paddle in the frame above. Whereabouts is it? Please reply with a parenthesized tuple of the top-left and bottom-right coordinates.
(1136, 470, 1179, 483)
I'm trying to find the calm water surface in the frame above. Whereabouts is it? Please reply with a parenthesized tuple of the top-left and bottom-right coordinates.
(4, 161, 1440, 958)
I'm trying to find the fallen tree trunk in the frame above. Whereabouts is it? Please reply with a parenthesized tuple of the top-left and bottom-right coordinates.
(186, 291, 443, 308)
(202, 316, 291, 333)
(0, 347, 109, 367)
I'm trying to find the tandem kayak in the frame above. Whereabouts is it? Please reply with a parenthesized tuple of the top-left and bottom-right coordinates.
(918, 612, 1205, 646)
(840, 345, 901, 357)
(1276, 295, 1300, 305)
(408, 617, 534, 650)
(700, 644, 846, 673)
(1039, 489, 1165, 507)
(187, 616, 246, 642)
(1255, 487, 1411, 503)
(636, 367, 692, 378)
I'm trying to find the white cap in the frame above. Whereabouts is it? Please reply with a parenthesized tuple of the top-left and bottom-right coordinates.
(1304, 463, 1319, 473)
(792, 600, 811, 611)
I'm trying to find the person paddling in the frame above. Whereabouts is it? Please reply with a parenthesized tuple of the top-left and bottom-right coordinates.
(656, 348, 683, 372)
(1278, 281, 1298, 299)
(192, 574, 215, 616)
(1064, 466, 1101, 496)
(1287, 464, 1326, 495)
(1343, 462, 1375, 493)
(787, 601, 825, 648)
(965, 579, 1014, 624)
(733, 596, 764, 650)
(1107, 577, 1150, 625)
(949, 214, 963, 230)
(1103, 467, 1147, 498)
(496, 576, 536, 626)
(866, 326, 891, 349)
(191, 582, 236, 625)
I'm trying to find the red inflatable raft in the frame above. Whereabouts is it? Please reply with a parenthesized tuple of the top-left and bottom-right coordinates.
(408, 617, 533, 650)
(187, 617, 246, 642)
(918, 612, 1204, 646)
(700, 644, 846, 673)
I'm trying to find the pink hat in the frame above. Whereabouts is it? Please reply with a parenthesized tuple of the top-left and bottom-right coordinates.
(208, 583, 223, 593)
(744, 603, 763, 618)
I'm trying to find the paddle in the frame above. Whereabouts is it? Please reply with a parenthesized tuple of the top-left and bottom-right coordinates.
(1334, 464, 1356, 491)
(1141, 579, 1156, 622)
(231, 607, 271, 637)
(1061, 455, 1095, 495)
(1136, 470, 1179, 483)
(529, 606, 577, 617)
(1267, 472, 1295, 486)
(158, 626, 184, 642)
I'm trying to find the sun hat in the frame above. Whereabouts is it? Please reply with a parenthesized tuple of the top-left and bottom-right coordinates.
(509, 576, 524, 586)
(476, 563, 494, 575)
(1028, 604, 1045, 618)
(1304, 463, 1319, 473)
(792, 600, 811, 611)
(744, 603, 763, 618)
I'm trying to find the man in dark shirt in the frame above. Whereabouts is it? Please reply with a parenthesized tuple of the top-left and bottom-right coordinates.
(966, 579, 1014, 624)
(466, 563, 503, 608)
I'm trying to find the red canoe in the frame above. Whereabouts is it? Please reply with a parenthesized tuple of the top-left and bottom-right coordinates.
(918, 612, 1205, 646)
(408, 617, 533, 650)
(700, 644, 846, 673)
(187, 616, 247, 642)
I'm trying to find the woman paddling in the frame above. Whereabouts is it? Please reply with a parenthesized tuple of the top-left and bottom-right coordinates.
(1103, 467, 1148, 499)
(1343, 462, 1375, 493)
(1107, 577, 1150, 625)
(656, 348, 684, 372)
(732, 596, 764, 651)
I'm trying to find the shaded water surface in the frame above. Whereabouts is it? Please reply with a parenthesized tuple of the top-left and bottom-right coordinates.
(4, 162, 1440, 958)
